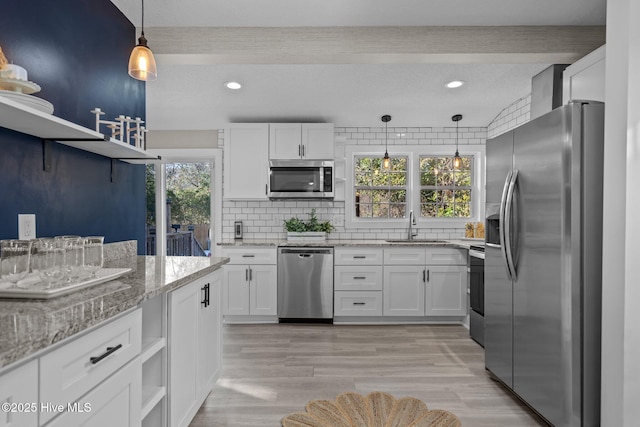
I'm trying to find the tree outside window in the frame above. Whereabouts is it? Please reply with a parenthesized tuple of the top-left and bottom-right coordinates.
(354, 156, 408, 218)
(419, 156, 473, 218)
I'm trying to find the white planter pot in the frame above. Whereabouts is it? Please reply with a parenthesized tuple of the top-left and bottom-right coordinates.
(286, 232, 327, 241)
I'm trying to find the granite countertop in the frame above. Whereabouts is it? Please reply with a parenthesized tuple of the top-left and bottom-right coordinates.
(0, 255, 228, 370)
(219, 238, 484, 250)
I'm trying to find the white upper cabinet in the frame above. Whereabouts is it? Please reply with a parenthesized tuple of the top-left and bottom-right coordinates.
(563, 45, 606, 104)
(223, 123, 269, 200)
(269, 123, 334, 159)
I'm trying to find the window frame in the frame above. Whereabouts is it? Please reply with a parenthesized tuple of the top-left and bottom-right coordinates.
(345, 144, 485, 229)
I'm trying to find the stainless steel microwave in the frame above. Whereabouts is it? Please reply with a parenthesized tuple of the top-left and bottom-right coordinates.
(268, 160, 334, 199)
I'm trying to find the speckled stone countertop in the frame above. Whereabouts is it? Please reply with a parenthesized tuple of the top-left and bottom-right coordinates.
(0, 253, 228, 370)
(219, 238, 484, 250)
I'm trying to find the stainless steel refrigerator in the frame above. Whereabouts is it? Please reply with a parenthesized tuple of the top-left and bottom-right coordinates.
(484, 100, 603, 427)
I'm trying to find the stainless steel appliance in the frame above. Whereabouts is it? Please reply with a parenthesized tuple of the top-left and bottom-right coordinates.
(468, 244, 485, 347)
(277, 247, 334, 321)
(269, 160, 334, 199)
(484, 100, 603, 427)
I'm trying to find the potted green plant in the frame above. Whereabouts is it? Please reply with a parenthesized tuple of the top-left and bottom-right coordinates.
(283, 209, 334, 241)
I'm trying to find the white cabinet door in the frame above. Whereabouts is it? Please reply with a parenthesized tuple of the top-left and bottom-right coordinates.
(249, 265, 278, 315)
(169, 282, 199, 427)
(46, 358, 141, 427)
(383, 266, 425, 316)
(302, 123, 334, 159)
(223, 265, 250, 315)
(269, 123, 302, 159)
(223, 124, 269, 199)
(197, 271, 223, 397)
(425, 266, 467, 316)
(0, 360, 38, 426)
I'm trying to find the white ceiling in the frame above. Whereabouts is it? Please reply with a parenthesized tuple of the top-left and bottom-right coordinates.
(110, 0, 607, 129)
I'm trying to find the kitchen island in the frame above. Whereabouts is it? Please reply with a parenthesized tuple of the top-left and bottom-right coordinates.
(0, 241, 228, 427)
(0, 245, 228, 369)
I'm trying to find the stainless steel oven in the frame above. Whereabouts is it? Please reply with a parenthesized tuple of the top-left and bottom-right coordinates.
(469, 244, 485, 346)
(268, 160, 334, 199)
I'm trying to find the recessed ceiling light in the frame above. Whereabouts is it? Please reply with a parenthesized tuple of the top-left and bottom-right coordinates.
(445, 80, 465, 89)
(224, 81, 242, 90)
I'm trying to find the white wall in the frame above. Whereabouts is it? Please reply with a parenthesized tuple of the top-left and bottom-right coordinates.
(601, 0, 640, 425)
(220, 125, 486, 241)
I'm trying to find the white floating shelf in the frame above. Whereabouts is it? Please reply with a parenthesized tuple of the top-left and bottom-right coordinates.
(0, 95, 159, 163)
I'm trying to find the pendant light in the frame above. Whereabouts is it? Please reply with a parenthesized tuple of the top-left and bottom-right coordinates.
(128, 0, 157, 81)
(452, 114, 462, 169)
(382, 115, 391, 169)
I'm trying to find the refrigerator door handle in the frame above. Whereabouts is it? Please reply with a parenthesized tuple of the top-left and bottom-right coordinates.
(499, 170, 514, 280)
(504, 169, 519, 281)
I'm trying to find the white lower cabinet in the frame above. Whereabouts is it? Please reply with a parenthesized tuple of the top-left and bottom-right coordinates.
(383, 266, 426, 316)
(383, 248, 467, 318)
(334, 248, 384, 318)
(0, 360, 38, 426)
(169, 271, 222, 427)
(425, 265, 467, 316)
(45, 358, 141, 427)
(222, 247, 277, 318)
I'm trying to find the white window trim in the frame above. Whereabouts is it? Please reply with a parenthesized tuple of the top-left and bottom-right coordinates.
(345, 144, 485, 229)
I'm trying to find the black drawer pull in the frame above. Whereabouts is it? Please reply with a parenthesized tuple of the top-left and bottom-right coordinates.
(353, 302, 366, 305)
(90, 344, 123, 365)
(353, 256, 366, 259)
(242, 254, 255, 258)
(353, 276, 366, 280)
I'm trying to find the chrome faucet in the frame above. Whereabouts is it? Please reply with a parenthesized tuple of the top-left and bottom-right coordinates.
(408, 210, 417, 240)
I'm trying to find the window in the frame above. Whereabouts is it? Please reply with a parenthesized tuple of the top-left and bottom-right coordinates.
(419, 156, 473, 218)
(354, 156, 408, 218)
(346, 145, 484, 229)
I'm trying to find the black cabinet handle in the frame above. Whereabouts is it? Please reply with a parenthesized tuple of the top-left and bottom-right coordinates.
(353, 276, 366, 280)
(427, 269, 430, 282)
(90, 344, 122, 365)
(353, 256, 366, 259)
(202, 283, 210, 307)
(246, 268, 249, 282)
(423, 269, 426, 283)
(242, 254, 255, 257)
(249, 268, 253, 282)
(353, 302, 366, 305)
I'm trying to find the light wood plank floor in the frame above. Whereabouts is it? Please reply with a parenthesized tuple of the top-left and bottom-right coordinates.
(190, 323, 547, 426)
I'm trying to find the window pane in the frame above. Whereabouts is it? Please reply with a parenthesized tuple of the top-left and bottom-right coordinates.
(418, 155, 473, 219)
(353, 155, 408, 219)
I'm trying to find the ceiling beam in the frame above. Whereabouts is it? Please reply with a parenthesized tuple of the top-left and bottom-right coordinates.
(146, 25, 605, 65)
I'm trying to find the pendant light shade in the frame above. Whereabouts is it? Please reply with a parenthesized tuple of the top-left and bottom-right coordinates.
(382, 115, 391, 169)
(452, 114, 462, 169)
(128, 0, 157, 81)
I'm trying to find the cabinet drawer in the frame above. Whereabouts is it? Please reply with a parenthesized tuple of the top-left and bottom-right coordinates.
(39, 309, 142, 424)
(383, 248, 427, 265)
(334, 291, 383, 316)
(334, 248, 383, 265)
(222, 247, 277, 264)
(425, 248, 467, 265)
(334, 266, 382, 291)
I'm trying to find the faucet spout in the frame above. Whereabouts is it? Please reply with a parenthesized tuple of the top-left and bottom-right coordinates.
(408, 210, 417, 240)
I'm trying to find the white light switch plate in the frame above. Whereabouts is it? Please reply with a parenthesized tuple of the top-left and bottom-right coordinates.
(18, 214, 36, 240)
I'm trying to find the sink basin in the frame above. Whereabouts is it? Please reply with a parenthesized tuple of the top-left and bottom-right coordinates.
(385, 239, 446, 243)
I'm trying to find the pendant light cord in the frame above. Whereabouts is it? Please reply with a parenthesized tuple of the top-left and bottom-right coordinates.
(141, 0, 145, 36)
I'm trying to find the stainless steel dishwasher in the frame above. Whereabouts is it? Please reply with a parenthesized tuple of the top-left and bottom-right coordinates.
(277, 247, 334, 322)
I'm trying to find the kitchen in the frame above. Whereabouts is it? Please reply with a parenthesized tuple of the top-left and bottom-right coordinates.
(0, 1, 638, 426)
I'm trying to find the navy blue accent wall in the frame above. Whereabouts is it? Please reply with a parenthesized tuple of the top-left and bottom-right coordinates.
(0, 0, 146, 252)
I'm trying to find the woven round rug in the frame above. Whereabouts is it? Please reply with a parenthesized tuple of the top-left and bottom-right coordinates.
(281, 391, 461, 427)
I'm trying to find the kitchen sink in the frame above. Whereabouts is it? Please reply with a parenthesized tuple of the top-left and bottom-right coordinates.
(385, 239, 446, 243)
